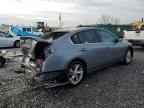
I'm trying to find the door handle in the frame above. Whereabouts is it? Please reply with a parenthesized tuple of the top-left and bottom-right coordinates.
(80, 48, 87, 52)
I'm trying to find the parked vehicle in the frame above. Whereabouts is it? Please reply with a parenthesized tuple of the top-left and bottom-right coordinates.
(9, 25, 42, 38)
(123, 30, 144, 46)
(0, 31, 20, 47)
(20, 27, 133, 86)
(123, 18, 144, 46)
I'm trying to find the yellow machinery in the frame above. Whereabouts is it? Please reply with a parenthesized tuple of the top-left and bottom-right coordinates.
(132, 18, 144, 30)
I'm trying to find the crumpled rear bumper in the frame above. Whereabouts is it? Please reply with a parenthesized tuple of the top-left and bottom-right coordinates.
(20, 59, 65, 84)
(21, 62, 68, 88)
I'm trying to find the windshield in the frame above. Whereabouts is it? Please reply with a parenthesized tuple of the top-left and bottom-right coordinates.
(41, 32, 69, 40)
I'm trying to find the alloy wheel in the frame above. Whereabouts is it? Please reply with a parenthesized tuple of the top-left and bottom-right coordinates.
(125, 50, 132, 64)
(68, 63, 84, 85)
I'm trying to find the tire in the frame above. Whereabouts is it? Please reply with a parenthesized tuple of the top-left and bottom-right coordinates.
(14, 41, 20, 48)
(0, 57, 6, 68)
(123, 49, 133, 65)
(66, 61, 86, 86)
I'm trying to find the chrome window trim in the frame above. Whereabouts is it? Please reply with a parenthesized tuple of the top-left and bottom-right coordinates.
(69, 28, 118, 45)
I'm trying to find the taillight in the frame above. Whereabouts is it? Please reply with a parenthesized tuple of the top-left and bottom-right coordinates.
(36, 57, 44, 65)
(45, 47, 56, 58)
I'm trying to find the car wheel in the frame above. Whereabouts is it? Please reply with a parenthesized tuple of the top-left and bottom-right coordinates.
(14, 41, 20, 48)
(0, 57, 6, 68)
(123, 49, 132, 65)
(66, 61, 86, 86)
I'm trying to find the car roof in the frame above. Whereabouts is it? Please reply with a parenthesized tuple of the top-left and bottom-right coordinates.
(54, 27, 98, 33)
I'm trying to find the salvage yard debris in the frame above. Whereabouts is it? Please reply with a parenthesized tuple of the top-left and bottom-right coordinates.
(0, 49, 22, 68)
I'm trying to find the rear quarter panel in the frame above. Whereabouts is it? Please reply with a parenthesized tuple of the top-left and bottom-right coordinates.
(41, 36, 87, 72)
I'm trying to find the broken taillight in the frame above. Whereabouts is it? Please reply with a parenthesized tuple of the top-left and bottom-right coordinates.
(36, 58, 44, 65)
(44, 47, 56, 58)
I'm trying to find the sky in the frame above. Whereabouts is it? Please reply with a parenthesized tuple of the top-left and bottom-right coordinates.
(0, 0, 143, 27)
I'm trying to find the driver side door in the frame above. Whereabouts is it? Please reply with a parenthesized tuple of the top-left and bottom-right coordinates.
(97, 29, 123, 62)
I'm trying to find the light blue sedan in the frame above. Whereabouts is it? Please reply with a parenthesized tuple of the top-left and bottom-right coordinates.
(21, 27, 133, 86)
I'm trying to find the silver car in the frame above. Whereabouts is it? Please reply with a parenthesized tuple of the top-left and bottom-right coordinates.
(20, 27, 133, 86)
(0, 31, 20, 48)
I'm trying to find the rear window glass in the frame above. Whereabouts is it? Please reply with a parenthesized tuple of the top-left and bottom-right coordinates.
(70, 30, 100, 44)
(70, 34, 81, 44)
(78, 30, 100, 44)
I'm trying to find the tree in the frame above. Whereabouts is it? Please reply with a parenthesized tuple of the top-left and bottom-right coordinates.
(101, 15, 110, 24)
(101, 15, 121, 25)
(114, 17, 121, 25)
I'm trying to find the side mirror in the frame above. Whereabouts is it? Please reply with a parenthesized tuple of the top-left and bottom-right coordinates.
(114, 38, 122, 43)
(118, 38, 123, 42)
(114, 38, 119, 43)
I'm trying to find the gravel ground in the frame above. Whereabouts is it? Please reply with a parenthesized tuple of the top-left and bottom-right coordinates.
(0, 48, 144, 108)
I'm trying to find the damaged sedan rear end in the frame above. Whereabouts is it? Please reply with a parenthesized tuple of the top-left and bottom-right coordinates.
(20, 31, 70, 86)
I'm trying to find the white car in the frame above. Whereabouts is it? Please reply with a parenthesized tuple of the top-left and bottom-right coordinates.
(0, 31, 20, 48)
(123, 30, 144, 46)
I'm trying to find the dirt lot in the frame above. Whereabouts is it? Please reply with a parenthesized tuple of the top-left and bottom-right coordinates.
(0, 48, 144, 108)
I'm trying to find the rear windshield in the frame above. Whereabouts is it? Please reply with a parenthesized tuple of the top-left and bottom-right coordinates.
(41, 32, 69, 40)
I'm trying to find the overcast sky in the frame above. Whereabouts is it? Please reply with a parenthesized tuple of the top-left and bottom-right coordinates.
(0, 0, 143, 27)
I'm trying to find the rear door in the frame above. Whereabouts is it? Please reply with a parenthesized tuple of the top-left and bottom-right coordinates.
(71, 29, 111, 71)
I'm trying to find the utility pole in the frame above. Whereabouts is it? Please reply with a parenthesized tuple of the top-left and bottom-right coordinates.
(59, 13, 62, 28)
(46, 22, 47, 27)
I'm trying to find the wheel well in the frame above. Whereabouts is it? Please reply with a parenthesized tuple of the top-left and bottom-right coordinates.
(128, 47, 133, 57)
(69, 59, 87, 73)
(14, 40, 20, 46)
(14, 40, 20, 44)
